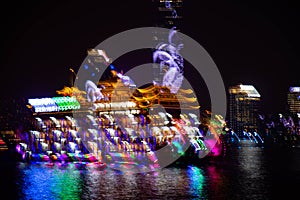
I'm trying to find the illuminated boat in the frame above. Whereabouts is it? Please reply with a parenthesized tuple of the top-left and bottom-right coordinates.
(16, 47, 226, 170)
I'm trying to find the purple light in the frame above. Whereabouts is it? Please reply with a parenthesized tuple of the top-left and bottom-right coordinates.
(153, 28, 184, 93)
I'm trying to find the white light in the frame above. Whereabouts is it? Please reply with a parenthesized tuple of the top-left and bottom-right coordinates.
(93, 101, 136, 111)
(28, 98, 59, 112)
(290, 87, 300, 93)
(239, 84, 261, 97)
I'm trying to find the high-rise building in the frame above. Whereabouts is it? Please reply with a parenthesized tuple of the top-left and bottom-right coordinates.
(152, 0, 183, 30)
(228, 84, 261, 135)
(287, 87, 300, 115)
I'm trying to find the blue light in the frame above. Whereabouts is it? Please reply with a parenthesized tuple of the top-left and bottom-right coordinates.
(91, 73, 95, 77)
(110, 64, 115, 70)
(84, 64, 89, 70)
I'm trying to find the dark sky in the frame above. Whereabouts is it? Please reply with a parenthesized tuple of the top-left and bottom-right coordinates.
(0, 0, 299, 115)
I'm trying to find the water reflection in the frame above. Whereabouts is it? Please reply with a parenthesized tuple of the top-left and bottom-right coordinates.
(19, 163, 83, 200)
(3, 144, 300, 199)
(17, 162, 210, 200)
(237, 145, 271, 199)
(206, 165, 225, 199)
(187, 166, 206, 199)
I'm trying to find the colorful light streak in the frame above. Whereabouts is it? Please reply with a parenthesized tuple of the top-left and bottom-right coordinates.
(28, 97, 80, 113)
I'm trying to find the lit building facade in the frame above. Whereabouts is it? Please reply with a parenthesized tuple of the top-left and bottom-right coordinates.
(228, 84, 261, 135)
(287, 87, 300, 115)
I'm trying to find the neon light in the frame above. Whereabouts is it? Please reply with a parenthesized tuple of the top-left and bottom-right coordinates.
(93, 101, 136, 111)
(28, 97, 80, 113)
(290, 87, 300, 93)
(28, 98, 59, 113)
(52, 97, 80, 111)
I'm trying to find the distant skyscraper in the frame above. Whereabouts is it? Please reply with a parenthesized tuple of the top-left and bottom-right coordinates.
(287, 87, 300, 115)
(152, 0, 183, 85)
(152, 0, 183, 30)
(228, 84, 261, 134)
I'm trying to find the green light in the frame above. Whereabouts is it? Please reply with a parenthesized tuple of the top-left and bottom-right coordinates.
(52, 97, 80, 111)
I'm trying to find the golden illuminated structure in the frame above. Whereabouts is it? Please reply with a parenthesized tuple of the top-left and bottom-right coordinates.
(131, 84, 200, 110)
(54, 69, 200, 116)
(56, 86, 87, 103)
(90, 74, 140, 115)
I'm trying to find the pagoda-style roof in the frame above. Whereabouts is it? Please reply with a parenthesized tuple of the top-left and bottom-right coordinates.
(131, 84, 200, 110)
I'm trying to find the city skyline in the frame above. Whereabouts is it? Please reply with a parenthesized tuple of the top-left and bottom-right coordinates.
(0, 0, 299, 115)
(1, 2, 300, 199)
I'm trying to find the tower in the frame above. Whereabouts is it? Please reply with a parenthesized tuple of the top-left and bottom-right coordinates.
(152, 0, 183, 30)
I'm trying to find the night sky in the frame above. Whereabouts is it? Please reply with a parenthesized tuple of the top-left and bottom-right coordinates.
(0, 0, 299, 115)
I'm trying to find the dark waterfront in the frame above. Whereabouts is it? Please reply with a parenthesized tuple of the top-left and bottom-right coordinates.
(1, 141, 300, 200)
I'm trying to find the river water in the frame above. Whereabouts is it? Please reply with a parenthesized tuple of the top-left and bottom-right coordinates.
(1, 141, 300, 200)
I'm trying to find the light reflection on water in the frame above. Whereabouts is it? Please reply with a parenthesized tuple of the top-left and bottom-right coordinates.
(19, 163, 83, 200)
(2, 144, 300, 200)
(16, 162, 211, 200)
(187, 166, 206, 199)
